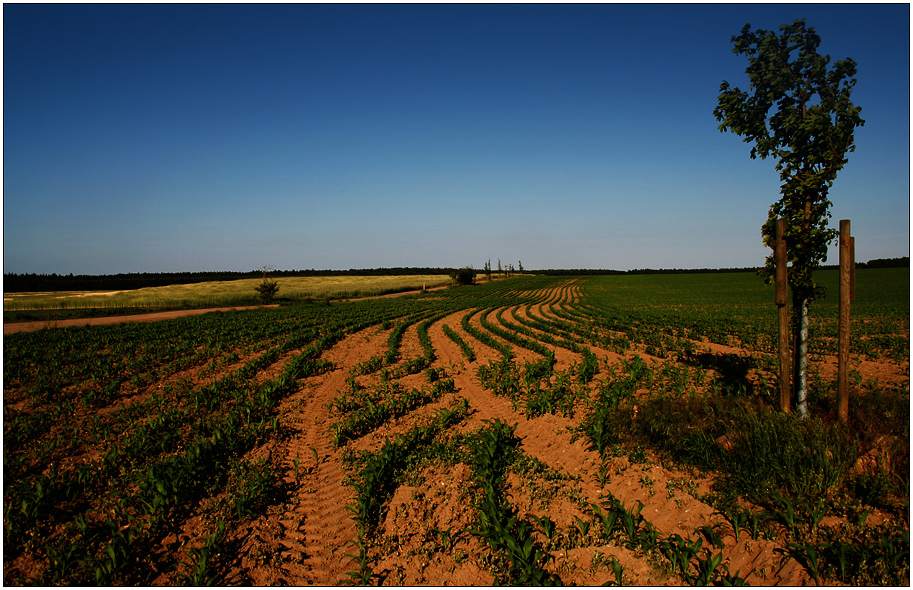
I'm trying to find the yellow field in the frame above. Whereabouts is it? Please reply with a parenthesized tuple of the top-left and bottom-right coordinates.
(3, 275, 453, 310)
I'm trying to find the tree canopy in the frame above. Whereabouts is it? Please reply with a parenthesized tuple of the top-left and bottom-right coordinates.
(714, 19, 864, 303)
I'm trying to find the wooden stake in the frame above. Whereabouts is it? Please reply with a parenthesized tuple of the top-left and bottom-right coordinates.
(775, 219, 788, 307)
(838, 220, 852, 424)
(775, 218, 791, 414)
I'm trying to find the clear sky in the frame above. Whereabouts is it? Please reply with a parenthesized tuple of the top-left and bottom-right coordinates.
(3, 3, 909, 274)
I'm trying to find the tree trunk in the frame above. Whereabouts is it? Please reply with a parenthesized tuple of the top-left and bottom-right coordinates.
(794, 295, 810, 417)
(792, 188, 814, 418)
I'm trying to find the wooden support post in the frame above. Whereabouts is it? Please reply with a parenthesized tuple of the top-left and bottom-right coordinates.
(838, 219, 853, 424)
(775, 218, 791, 414)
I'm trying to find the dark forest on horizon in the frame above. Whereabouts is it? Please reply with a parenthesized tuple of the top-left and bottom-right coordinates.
(3, 257, 908, 293)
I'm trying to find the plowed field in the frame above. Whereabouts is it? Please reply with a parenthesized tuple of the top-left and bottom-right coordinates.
(4, 274, 908, 585)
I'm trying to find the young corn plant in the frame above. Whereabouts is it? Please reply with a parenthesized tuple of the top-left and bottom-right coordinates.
(799, 497, 829, 534)
(574, 516, 591, 544)
(766, 493, 798, 538)
(443, 324, 475, 361)
(692, 549, 732, 586)
(469, 420, 561, 585)
(720, 504, 758, 541)
(590, 502, 620, 541)
(345, 399, 470, 573)
(787, 541, 823, 584)
(92, 522, 136, 585)
(659, 533, 703, 580)
(226, 457, 277, 519)
(532, 514, 557, 547)
(344, 540, 374, 586)
(46, 542, 79, 585)
(698, 524, 725, 550)
(178, 519, 225, 586)
(577, 349, 600, 384)
(608, 555, 624, 586)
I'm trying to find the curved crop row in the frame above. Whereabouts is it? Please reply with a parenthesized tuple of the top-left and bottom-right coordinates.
(4, 272, 907, 586)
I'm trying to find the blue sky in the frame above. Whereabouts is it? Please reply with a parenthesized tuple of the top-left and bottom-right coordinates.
(4, 3, 909, 274)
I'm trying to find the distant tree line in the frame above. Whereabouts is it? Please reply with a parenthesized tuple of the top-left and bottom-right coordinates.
(527, 267, 763, 276)
(856, 256, 909, 269)
(529, 257, 908, 276)
(4, 258, 905, 292)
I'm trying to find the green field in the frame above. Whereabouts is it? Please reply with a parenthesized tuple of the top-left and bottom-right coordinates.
(4, 272, 908, 585)
(581, 268, 909, 363)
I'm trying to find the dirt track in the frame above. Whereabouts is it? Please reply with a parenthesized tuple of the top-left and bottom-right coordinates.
(3, 285, 455, 335)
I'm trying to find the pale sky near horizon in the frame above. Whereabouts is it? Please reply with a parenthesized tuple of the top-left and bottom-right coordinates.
(3, 3, 909, 275)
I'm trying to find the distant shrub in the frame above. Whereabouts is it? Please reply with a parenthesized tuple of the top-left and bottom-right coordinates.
(255, 279, 279, 303)
(255, 266, 280, 303)
(452, 267, 476, 286)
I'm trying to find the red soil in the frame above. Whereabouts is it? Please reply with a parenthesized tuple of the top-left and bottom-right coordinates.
(5, 280, 906, 585)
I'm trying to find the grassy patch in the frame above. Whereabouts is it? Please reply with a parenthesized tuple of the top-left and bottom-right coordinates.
(4, 275, 453, 315)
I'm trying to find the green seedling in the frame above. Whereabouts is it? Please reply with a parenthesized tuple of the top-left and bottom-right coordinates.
(93, 523, 135, 585)
(718, 564, 748, 586)
(768, 493, 797, 537)
(47, 543, 78, 584)
(694, 549, 725, 585)
(699, 524, 725, 549)
(344, 540, 373, 586)
(608, 556, 624, 586)
(574, 516, 591, 541)
(787, 541, 821, 584)
(635, 522, 659, 550)
(179, 519, 225, 586)
(747, 509, 761, 540)
(590, 503, 619, 540)
(800, 497, 829, 533)
(827, 541, 850, 582)
(879, 530, 908, 572)
(659, 533, 703, 580)
(435, 526, 464, 552)
(73, 514, 90, 537)
(721, 505, 748, 541)
(532, 514, 557, 544)
(618, 500, 644, 540)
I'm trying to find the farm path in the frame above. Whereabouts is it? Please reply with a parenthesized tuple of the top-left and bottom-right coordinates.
(2, 283, 451, 334)
(231, 326, 390, 585)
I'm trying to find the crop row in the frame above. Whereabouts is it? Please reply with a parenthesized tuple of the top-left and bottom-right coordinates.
(3, 272, 907, 584)
(6, 347, 331, 584)
(4, 290, 471, 584)
(330, 377, 458, 447)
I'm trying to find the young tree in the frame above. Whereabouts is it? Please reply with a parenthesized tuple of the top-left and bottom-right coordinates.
(713, 19, 864, 416)
(255, 265, 280, 303)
